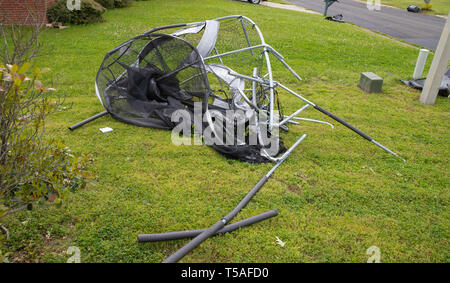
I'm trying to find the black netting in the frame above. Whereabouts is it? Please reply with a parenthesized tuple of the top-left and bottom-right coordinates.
(96, 34, 207, 129)
(95, 19, 286, 163)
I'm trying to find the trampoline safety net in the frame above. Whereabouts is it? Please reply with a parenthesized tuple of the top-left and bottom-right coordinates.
(95, 17, 286, 163)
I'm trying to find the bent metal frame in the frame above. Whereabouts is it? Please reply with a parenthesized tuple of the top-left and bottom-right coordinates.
(69, 15, 403, 262)
(71, 15, 400, 160)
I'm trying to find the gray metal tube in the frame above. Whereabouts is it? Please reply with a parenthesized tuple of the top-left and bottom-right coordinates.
(275, 82, 401, 158)
(162, 134, 307, 263)
(162, 176, 269, 263)
(68, 111, 108, 131)
(138, 209, 278, 242)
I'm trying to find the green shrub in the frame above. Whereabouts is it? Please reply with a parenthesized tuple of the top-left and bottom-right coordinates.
(95, 0, 115, 9)
(0, 22, 92, 241)
(114, 0, 134, 8)
(0, 63, 92, 224)
(47, 0, 107, 25)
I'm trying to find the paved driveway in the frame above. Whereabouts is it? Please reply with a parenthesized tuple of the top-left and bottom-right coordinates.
(285, 0, 445, 50)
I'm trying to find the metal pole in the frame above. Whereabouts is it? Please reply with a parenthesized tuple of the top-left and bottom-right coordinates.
(278, 104, 310, 127)
(276, 82, 402, 159)
(204, 44, 266, 61)
(286, 116, 335, 129)
(162, 134, 307, 263)
(138, 209, 278, 242)
(239, 18, 254, 56)
(68, 111, 109, 131)
(312, 105, 402, 159)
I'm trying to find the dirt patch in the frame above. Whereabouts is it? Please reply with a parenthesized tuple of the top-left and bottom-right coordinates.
(287, 185, 302, 195)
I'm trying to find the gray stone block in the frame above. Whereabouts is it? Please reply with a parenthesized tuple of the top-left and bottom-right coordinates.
(358, 72, 383, 93)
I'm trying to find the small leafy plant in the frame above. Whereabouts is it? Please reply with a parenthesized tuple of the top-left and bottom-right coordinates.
(0, 63, 92, 239)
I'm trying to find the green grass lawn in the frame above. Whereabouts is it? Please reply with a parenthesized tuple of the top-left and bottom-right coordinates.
(1, 0, 448, 263)
(381, 0, 450, 15)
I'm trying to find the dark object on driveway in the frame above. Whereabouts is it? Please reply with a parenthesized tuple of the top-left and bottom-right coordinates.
(407, 5, 421, 13)
(325, 14, 345, 23)
(401, 67, 450, 97)
(248, 0, 261, 4)
(282, 0, 445, 50)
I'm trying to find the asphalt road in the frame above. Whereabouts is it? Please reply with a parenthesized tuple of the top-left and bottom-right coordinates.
(285, 0, 445, 50)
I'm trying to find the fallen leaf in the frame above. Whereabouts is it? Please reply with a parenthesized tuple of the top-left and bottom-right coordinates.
(276, 236, 286, 247)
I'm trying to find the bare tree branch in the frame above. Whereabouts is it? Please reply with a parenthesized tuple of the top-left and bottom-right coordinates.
(0, 0, 53, 65)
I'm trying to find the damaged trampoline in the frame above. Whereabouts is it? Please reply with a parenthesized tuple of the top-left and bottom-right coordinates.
(69, 15, 403, 263)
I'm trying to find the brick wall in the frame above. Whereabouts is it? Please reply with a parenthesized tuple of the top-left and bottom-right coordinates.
(0, 0, 58, 25)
